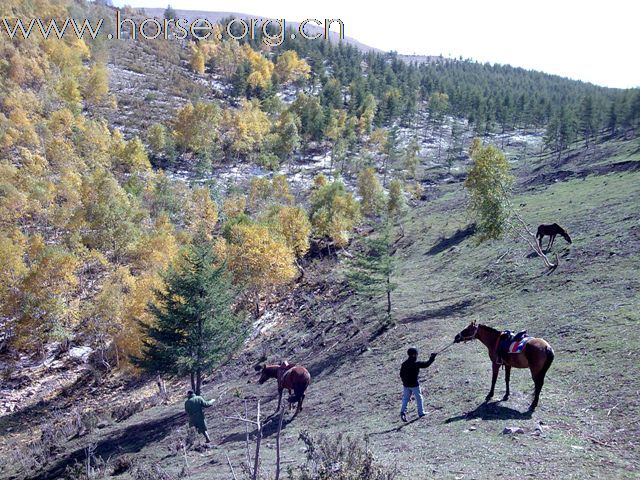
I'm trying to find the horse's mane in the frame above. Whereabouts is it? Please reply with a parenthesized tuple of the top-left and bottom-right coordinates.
(478, 324, 500, 335)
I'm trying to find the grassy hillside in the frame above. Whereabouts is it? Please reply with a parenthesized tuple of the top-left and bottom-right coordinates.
(2, 137, 637, 479)
(1, 2, 639, 478)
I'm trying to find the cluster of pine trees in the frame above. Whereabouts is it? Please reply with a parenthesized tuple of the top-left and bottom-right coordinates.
(173, 14, 640, 180)
(235, 24, 640, 136)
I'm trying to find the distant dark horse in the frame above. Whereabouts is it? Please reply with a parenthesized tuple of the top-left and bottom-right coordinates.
(536, 223, 572, 251)
(454, 322, 555, 411)
(258, 361, 311, 414)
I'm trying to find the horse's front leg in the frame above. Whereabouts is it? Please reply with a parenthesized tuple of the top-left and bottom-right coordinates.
(276, 389, 283, 413)
(502, 366, 511, 401)
(486, 362, 500, 401)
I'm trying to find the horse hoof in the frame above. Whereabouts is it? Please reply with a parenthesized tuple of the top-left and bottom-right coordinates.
(502, 395, 509, 402)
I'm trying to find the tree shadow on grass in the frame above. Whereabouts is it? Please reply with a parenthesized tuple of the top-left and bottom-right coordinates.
(31, 412, 184, 480)
(400, 299, 474, 324)
(425, 224, 476, 256)
(0, 370, 95, 435)
(218, 413, 296, 445)
(445, 401, 532, 424)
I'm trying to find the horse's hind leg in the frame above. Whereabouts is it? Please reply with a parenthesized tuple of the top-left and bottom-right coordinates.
(502, 366, 511, 401)
(530, 378, 543, 411)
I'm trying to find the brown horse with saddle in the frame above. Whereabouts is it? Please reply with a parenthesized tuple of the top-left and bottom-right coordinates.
(258, 361, 311, 414)
(454, 321, 554, 411)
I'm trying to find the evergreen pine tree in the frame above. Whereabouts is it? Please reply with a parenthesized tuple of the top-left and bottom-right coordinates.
(607, 101, 618, 137)
(580, 95, 596, 148)
(163, 4, 177, 20)
(346, 222, 396, 322)
(382, 127, 400, 186)
(134, 236, 245, 394)
(446, 121, 464, 173)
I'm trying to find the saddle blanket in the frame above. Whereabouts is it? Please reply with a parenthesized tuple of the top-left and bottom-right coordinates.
(508, 337, 529, 353)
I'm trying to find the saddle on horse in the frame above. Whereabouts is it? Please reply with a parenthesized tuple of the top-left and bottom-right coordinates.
(276, 361, 296, 388)
(497, 330, 529, 365)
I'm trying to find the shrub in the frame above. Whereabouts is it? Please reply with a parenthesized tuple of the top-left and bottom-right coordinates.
(287, 432, 398, 480)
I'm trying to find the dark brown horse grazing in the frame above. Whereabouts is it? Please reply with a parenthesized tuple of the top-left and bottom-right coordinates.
(536, 223, 572, 251)
(454, 321, 554, 411)
(258, 361, 311, 414)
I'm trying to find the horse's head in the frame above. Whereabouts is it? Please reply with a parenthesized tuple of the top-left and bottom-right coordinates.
(257, 364, 268, 384)
(257, 364, 278, 384)
(454, 321, 478, 343)
(562, 231, 572, 244)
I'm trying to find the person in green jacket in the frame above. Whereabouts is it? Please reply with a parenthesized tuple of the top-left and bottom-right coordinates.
(184, 390, 215, 442)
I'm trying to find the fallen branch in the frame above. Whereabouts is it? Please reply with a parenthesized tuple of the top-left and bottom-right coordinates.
(510, 211, 558, 270)
(225, 452, 238, 480)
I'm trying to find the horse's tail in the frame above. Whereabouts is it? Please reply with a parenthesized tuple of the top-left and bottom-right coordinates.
(536, 225, 543, 239)
(289, 370, 310, 404)
(539, 346, 555, 379)
(289, 389, 304, 404)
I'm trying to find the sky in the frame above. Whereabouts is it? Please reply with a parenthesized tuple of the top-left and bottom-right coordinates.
(110, 0, 639, 89)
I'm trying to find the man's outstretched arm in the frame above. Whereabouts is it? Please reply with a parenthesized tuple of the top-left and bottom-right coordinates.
(416, 353, 437, 368)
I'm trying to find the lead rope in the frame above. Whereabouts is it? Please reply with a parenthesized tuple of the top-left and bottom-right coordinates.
(434, 341, 455, 355)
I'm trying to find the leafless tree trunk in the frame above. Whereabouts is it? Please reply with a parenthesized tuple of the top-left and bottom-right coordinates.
(225, 401, 263, 480)
(156, 375, 168, 402)
(275, 407, 285, 480)
(252, 401, 262, 480)
(245, 400, 252, 477)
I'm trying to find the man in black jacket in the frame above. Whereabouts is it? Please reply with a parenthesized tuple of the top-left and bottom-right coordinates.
(399, 347, 437, 421)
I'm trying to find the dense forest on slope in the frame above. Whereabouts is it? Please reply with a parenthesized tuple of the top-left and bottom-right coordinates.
(1, 0, 639, 370)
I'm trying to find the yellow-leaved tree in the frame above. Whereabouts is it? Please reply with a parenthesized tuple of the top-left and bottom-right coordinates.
(243, 44, 274, 91)
(84, 62, 110, 105)
(226, 222, 296, 316)
(187, 187, 219, 236)
(357, 167, 385, 217)
(0, 232, 28, 348)
(266, 205, 312, 259)
(275, 50, 311, 85)
(221, 99, 271, 160)
(310, 179, 361, 248)
(84, 266, 135, 368)
(17, 241, 80, 353)
(223, 194, 247, 219)
(115, 136, 151, 174)
(189, 44, 206, 74)
(173, 101, 220, 155)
